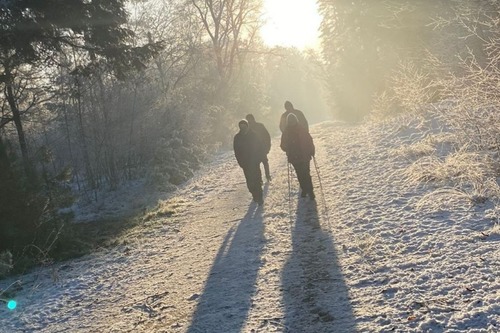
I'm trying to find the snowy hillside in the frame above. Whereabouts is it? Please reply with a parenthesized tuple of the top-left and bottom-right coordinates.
(0, 119, 499, 332)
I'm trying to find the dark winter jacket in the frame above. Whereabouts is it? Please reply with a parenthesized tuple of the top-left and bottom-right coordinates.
(248, 121, 271, 156)
(234, 129, 261, 168)
(279, 109, 309, 133)
(280, 124, 315, 164)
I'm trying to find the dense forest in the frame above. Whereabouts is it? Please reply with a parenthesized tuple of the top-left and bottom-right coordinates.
(1, 0, 499, 275)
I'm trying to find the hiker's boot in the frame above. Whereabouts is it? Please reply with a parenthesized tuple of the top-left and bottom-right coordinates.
(255, 192, 264, 205)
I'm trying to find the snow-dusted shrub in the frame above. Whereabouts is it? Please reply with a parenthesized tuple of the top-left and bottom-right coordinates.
(388, 4, 500, 215)
(427, 3, 500, 154)
(391, 61, 438, 115)
(149, 135, 210, 189)
(370, 91, 399, 120)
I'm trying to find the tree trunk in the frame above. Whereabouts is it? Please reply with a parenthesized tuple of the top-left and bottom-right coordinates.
(5, 82, 33, 181)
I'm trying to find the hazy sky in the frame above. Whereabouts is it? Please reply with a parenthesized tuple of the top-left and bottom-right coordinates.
(260, 0, 321, 50)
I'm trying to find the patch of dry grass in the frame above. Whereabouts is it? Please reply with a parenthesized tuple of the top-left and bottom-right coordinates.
(392, 139, 436, 160)
(401, 142, 500, 212)
(391, 132, 457, 160)
(142, 198, 188, 222)
(403, 149, 498, 187)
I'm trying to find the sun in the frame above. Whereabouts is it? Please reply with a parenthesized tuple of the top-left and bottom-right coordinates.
(260, 0, 321, 50)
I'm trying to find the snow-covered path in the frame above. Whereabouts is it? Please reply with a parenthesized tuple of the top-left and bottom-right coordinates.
(1, 120, 499, 332)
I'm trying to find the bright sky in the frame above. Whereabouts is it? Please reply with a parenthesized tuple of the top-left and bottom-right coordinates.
(260, 0, 321, 50)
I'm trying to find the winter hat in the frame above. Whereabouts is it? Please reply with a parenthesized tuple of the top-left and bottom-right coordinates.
(238, 119, 249, 129)
(286, 113, 298, 127)
(284, 100, 293, 111)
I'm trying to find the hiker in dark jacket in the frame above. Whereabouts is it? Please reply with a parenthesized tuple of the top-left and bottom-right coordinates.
(245, 114, 272, 182)
(280, 113, 315, 200)
(279, 100, 309, 133)
(234, 119, 264, 205)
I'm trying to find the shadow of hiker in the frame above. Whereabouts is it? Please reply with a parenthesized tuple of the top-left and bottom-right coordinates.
(187, 201, 265, 333)
(282, 199, 357, 332)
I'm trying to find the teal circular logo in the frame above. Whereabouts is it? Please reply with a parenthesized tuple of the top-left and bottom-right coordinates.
(7, 300, 17, 310)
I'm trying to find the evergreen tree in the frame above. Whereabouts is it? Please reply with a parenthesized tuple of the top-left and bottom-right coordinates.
(0, 0, 163, 178)
(0, 0, 162, 270)
(318, 0, 446, 121)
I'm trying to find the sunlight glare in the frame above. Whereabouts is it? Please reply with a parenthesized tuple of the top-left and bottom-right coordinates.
(261, 0, 321, 49)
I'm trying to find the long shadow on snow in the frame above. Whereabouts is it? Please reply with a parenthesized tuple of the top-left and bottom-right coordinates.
(187, 197, 265, 333)
(282, 198, 357, 332)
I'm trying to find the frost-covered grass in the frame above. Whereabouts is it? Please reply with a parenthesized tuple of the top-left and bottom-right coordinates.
(392, 126, 500, 216)
(0, 117, 498, 332)
(391, 131, 457, 160)
(402, 150, 497, 186)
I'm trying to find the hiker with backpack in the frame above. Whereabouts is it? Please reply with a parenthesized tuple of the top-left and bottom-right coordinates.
(245, 114, 272, 182)
(233, 119, 264, 205)
(279, 100, 309, 133)
(280, 113, 316, 200)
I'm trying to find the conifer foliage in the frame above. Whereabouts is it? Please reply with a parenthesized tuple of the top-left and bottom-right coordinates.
(317, 1, 448, 121)
(0, 0, 162, 272)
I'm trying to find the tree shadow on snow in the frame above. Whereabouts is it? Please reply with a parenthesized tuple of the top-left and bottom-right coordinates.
(187, 198, 265, 333)
(282, 198, 357, 332)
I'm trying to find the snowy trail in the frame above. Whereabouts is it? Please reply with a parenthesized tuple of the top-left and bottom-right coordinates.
(1, 120, 499, 332)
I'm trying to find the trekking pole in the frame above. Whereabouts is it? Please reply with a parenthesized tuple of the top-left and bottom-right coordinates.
(287, 161, 293, 223)
(313, 156, 330, 226)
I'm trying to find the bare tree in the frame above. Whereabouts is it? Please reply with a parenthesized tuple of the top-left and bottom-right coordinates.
(190, 0, 262, 89)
